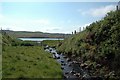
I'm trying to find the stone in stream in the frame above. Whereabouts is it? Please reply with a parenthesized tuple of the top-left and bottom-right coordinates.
(45, 49, 50, 52)
(61, 63, 66, 66)
(71, 54, 76, 58)
(63, 56, 67, 58)
(70, 70, 76, 74)
(80, 63, 88, 68)
(66, 58, 71, 62)
(68, 63, 72, 66)
(49, 49, 52, 52)
(72, 60, 80, 64)
(52, 52, 56, 54)
(44, 45, 49, 50)
(56, 56, 60, 59)
(61, 66, 64, 70)
(65, 72, 69, 75)
(96, 64, 102, 69)
(52, 55, 56, 59)
(61, 60, 64, 63)
(82, 74, 90, 79)
(49, 47, 53, 50)
(63, 75, 69, 79)
(74, 73, 81, 77)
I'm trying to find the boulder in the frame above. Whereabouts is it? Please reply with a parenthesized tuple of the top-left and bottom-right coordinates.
(66, 58, 71, 62)
(70, 70, 76, 74)
(61, 66, 64, 70)
(65, 72, 69, 74)
(61, 60, 64, 63)
(74, 73, 81, 77)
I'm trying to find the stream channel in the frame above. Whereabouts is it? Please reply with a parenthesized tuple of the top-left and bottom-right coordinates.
(44, 45, 94, 80)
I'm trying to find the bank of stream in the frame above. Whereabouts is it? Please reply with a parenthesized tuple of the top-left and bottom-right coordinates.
(44, 45, 103, 80)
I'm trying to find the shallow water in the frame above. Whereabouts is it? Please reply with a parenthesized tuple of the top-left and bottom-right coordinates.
(19, 38, 64, 41)
(44, 46, 90, 79)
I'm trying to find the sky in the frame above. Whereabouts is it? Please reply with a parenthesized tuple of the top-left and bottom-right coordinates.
(0, 1, 119, 33)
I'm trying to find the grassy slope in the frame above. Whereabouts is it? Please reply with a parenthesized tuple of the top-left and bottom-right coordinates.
(41, 40, 63, 47)
(58, 11, 120, 78)
(1, 30, 62, 78)
(2, 46, 62, 78)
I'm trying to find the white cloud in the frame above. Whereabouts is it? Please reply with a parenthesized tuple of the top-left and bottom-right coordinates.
(73, 23, 91, 32)
(0, 16, 69, 33)
(80, 5, 116, 17)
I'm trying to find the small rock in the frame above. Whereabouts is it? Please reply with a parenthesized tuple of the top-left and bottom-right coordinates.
(68, 63, 72, 66)
(83, 74, 89, 78)
(61, 66, 64, 70)
(70, 70, 76, 74)
(74, 73, 81, 77)
(63, 56, 67, 58)
(61, 60, 64, 63)
(65, 72, 69, 74)
(61, 63, 66, 66)
(56, 56, 60, 59)
(66, 58, 71, 62)
(63, 75, 69, 79)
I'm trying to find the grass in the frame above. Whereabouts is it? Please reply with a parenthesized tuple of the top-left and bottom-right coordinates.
(2, 46, 62, 78)
(41, 40, 63, 47)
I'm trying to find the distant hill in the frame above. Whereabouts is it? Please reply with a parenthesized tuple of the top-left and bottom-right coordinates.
(3, 30, 71, 38)
(57, 11, 120, 79)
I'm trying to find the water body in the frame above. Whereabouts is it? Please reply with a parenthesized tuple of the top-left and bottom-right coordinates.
(44, 46, 91, 79)
(19, 38, 64, 41)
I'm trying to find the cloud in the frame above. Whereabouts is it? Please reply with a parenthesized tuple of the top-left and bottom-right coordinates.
(0, 16, 69, 33)
(80, 5, 116, 17)
(0, 16, 49, 30)
(73, 23, 91, 32)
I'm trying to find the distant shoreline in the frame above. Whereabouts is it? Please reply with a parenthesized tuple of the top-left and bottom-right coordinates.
(18, 37, 65, 38)
(2, 30, 71, 39)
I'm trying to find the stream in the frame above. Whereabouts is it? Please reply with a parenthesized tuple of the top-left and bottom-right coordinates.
(44, 45, 93, 80)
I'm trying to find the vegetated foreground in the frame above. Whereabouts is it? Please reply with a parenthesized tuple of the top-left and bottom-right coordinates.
(41, 40, 63, 47)
(2, 46, 62, 78)
(57, 11, 120, 79)
(1, 30, 62, 79)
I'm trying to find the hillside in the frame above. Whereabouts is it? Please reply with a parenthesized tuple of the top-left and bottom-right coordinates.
(1, 30, 62, 78)
(1, 30, 19, 46)
(3, 30, 70, 38)
(57, 11, 120, 79)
